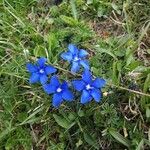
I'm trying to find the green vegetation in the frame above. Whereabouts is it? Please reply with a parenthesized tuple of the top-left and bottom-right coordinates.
(0, 0, 150, 149)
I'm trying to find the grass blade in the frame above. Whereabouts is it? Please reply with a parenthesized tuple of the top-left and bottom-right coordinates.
(70, 0, 78, 20)
(109, 128, 131, 148)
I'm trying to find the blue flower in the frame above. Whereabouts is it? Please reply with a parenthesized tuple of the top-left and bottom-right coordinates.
(72, 70, 106, 104)
(61, 44, 90, 73)
(43, 76, 74, 108)
(26, 57, 57, 84)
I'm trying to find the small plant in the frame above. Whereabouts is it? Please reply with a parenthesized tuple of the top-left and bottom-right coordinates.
(26, 44, 106, 107)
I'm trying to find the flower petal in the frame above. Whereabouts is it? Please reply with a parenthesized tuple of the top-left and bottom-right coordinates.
(52, 93, 63, 108)
(61, 81, 68, 90)
(72, 80, 85, 91)
(68, 44, 78, 55)
(45, 66, 57, 74)
(61, 52, 73, 62)
(91, 88, 101, 102)
(71, 62, 80, 73)
(62, 90, 74, 101)
(80, 60, 90, 70)
(82, 70, 92, 83)
(43, 84, 56, 94)
(37, 57, 46, 67)
(29, 73, 40, 83)
(26, 63, 38, 73)
(79, 49, 88, 58)
(50, 75, 60, 87)
(81, 90, 92, 104)
(92, 78, 106, 88)
(40, 75, 48, 84)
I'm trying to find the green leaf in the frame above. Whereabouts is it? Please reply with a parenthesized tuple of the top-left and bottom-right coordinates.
(33, 45, 46, 57)
(95, 45, 117, 60)
(19, 106, 44, 125)
(144, 139, 150, 146)
(97, 6, 107, 18)
(70, 0, 78, 20)
(45, 33, 59, 60)
(53, 114, 71, 129)
(47, 18, 54, 25)
(109, 128, 131, 148)
(17, 112, 28, 122)
(46, 33, 59, 51)
(83, 132, 99, 149)
(87, 0, 93, 4)
(78, 109, 85, 117)
(60, 15, 79, 26)
(76, 139, 83, 148)
(143, 74, 150, 92)
(146, 107, 150, 118)
(68, 112, 77, 121)
(0, 127, 16, 141)
(133, 66, 150, 73)
(125, 48, 134, 66)
(136, 139, 144, 150)
(111, 3, 121, 14)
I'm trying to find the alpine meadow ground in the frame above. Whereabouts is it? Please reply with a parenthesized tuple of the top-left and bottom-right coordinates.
(0, 0, 150, 149)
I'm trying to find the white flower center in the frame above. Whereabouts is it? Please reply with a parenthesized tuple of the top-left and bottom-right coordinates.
(74, 56, 80, 61)
(39, 69, 44, 73)
(56, 87, 62, 93)
(86, 84, 93, 90)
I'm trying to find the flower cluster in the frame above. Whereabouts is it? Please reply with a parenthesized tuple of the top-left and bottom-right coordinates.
(26, 44, 106, 108)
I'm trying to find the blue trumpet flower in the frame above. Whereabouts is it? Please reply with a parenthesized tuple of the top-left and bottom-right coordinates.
(72, 70, 106, 104)
(61, 44, 89, 73)
(43, 76, 74, 108)
(26, 57, 57, 84)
